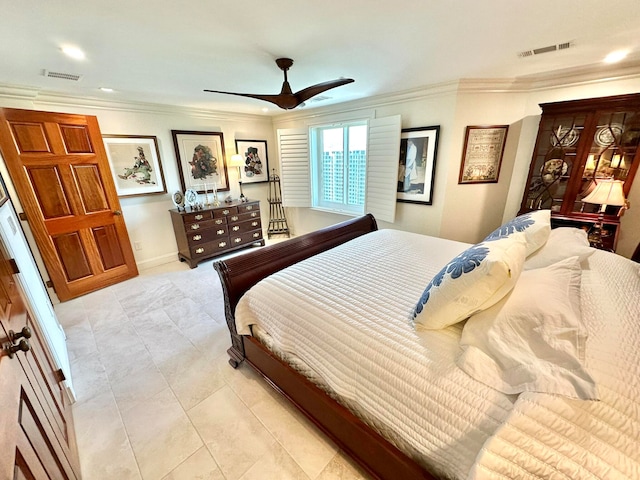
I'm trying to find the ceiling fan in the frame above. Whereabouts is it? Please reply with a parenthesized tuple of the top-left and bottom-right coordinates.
(204, 58, 354, 110)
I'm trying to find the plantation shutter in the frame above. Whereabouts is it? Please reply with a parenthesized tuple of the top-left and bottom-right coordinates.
(365, 115, 401, 223)
(277, 128, 311, 207)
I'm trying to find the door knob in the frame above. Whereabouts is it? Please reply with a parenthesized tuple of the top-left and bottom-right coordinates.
(9, 326, 31, 342)
(113, 210, 122, 215)
(3, 338, 30, 358)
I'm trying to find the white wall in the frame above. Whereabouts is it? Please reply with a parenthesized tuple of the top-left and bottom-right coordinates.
(271, 78, 640, 258)
(0, 95, 276, 275)
(1, 73, 639, 290)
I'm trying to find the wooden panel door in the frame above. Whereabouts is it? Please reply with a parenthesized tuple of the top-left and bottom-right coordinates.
(0, 108, 138, 301)
(0, 238, 80, 479)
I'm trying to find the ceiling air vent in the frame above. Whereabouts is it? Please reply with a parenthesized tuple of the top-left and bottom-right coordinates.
(518, 41, 574, 58)
(42, 69, 83, 81)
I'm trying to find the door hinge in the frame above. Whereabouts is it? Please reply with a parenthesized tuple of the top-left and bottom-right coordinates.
(8, 258, 19, 275)
(54, 368, 66, 383)
(45, 280, 54, 289)
(18, 212, 27, 221)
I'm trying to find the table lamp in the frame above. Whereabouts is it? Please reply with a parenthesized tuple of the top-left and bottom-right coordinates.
(581, 179, 627, 248)
(230, 154, 246, 202)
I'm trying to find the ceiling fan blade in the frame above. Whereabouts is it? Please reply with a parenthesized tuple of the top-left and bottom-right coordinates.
(203, 89, 295, 108)
(204, 58, 355, 110)
(294, 78, 355, 104)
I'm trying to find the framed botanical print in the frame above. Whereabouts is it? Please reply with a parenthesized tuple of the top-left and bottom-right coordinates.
(171, 130, 229, 193)
(397, 125, 440, 205)
(234, 139, 270, 184)
(103, 135, 167, 197)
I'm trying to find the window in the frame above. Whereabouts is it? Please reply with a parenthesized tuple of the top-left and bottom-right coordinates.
(277, 114, 401, 223)
(311, 122, 367, 215)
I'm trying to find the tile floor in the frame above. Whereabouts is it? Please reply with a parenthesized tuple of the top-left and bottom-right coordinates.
(55, 254, 370, 480)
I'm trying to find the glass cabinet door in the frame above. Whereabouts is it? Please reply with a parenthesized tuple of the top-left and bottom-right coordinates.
(576, 111, 640, 214)
(521, 94, 640, 218)
(523, 113, 587, 212)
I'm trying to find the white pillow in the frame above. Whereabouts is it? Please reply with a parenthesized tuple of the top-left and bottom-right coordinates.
(413, 233, 527, 330)
(484, 210, 551, 256)
(457, 256, 598, 400)
(524, 227, 594, 270)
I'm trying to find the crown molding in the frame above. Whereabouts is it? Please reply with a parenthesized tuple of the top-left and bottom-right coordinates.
(0, 84, 269, 123)
(3, 60, 638, 123)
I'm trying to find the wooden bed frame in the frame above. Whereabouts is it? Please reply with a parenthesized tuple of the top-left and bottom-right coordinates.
(213, 214, 439, 480)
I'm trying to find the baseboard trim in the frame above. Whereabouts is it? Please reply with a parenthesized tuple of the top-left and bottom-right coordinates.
(136, 252, 179, 271)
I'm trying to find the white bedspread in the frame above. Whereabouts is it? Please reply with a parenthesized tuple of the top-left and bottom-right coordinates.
(471, 250, 640, 480)
(234, 229, 640, 479)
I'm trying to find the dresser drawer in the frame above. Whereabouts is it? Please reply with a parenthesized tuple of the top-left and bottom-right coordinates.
(213, 206, 238, 219)
(190, 238, 232, 257)
(228, 218, 262, 235)
(229, 229, 264, 247)
(186, 225, 228, 245)
(184, 218, 221, 232)
(238, 202, 259, 214)
(182, 210, 213, 224)
(234, 210, 261, 223)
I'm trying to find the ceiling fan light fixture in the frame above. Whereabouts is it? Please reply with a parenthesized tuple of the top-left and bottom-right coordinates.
(204, 58, 354, 110)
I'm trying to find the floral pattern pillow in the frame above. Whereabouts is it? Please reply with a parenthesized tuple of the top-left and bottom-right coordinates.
(484, 210, 551, 256)
(413, 233, 527, 330)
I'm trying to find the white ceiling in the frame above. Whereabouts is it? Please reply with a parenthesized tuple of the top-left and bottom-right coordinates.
(2, 0, 640, 115)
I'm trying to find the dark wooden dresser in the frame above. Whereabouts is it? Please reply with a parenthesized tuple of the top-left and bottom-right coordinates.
(170, 200, 264, 268)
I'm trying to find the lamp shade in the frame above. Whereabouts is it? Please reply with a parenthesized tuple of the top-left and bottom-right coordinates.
(230, 154, 244, 167)
(582, 179, 626, 206)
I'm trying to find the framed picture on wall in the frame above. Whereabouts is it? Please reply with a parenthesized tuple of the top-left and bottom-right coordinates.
(458, 125, 509, 184)
(234, 139, 270, 184)
(172, 130, 229, 193)
(397, 125, 440, 205)
(103, 135, 167, 197)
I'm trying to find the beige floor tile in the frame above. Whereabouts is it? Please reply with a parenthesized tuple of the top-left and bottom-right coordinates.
(188, 385, 277, 480)
(315, 451, 371, 480)
(58, 257, 371, 480)
(161, 447, 225, 480)
(72, 390, 141, 480)
(121, 387, 203, 480)
(239, 443, 311, 480)
(251, 393, 338, 479)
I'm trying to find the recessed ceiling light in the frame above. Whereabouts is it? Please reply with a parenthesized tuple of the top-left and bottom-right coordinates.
(100, 87, 114, 92)
(61, 46, 85, 60)
(604, 49, 629, 64)
(261, 107, 269, 113)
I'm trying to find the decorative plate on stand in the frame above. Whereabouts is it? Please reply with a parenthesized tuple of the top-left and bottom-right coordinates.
(172, 190, 184, 209)
(184, 188, 198, 208)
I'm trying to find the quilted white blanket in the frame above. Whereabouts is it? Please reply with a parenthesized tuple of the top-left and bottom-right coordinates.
(234, 229, 640, 479)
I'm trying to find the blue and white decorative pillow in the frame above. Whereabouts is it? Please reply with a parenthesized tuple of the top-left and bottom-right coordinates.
(484, 210, 551, 256)
(413, 233, 527, 330)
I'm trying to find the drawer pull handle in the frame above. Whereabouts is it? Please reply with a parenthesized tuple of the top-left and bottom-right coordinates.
(251, 212, 258, 217)
(222, 209, 230, 215)
(218, 241, 227, 248)
(246, 205, 253, 210)
(195, 247, 205, 254)
(194, 214, 204, 220)
(251, 221, 258, 227)
(190, 224, 200, 230)
(231, 216, 239, 221)
(192, 234, 202, 241)
(234, 237, 242, 243)
(253, 232, 260, 238)
(232, 226, 240, 231)
(217, 229, 225, 235)
(215, 219, 223, 224)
